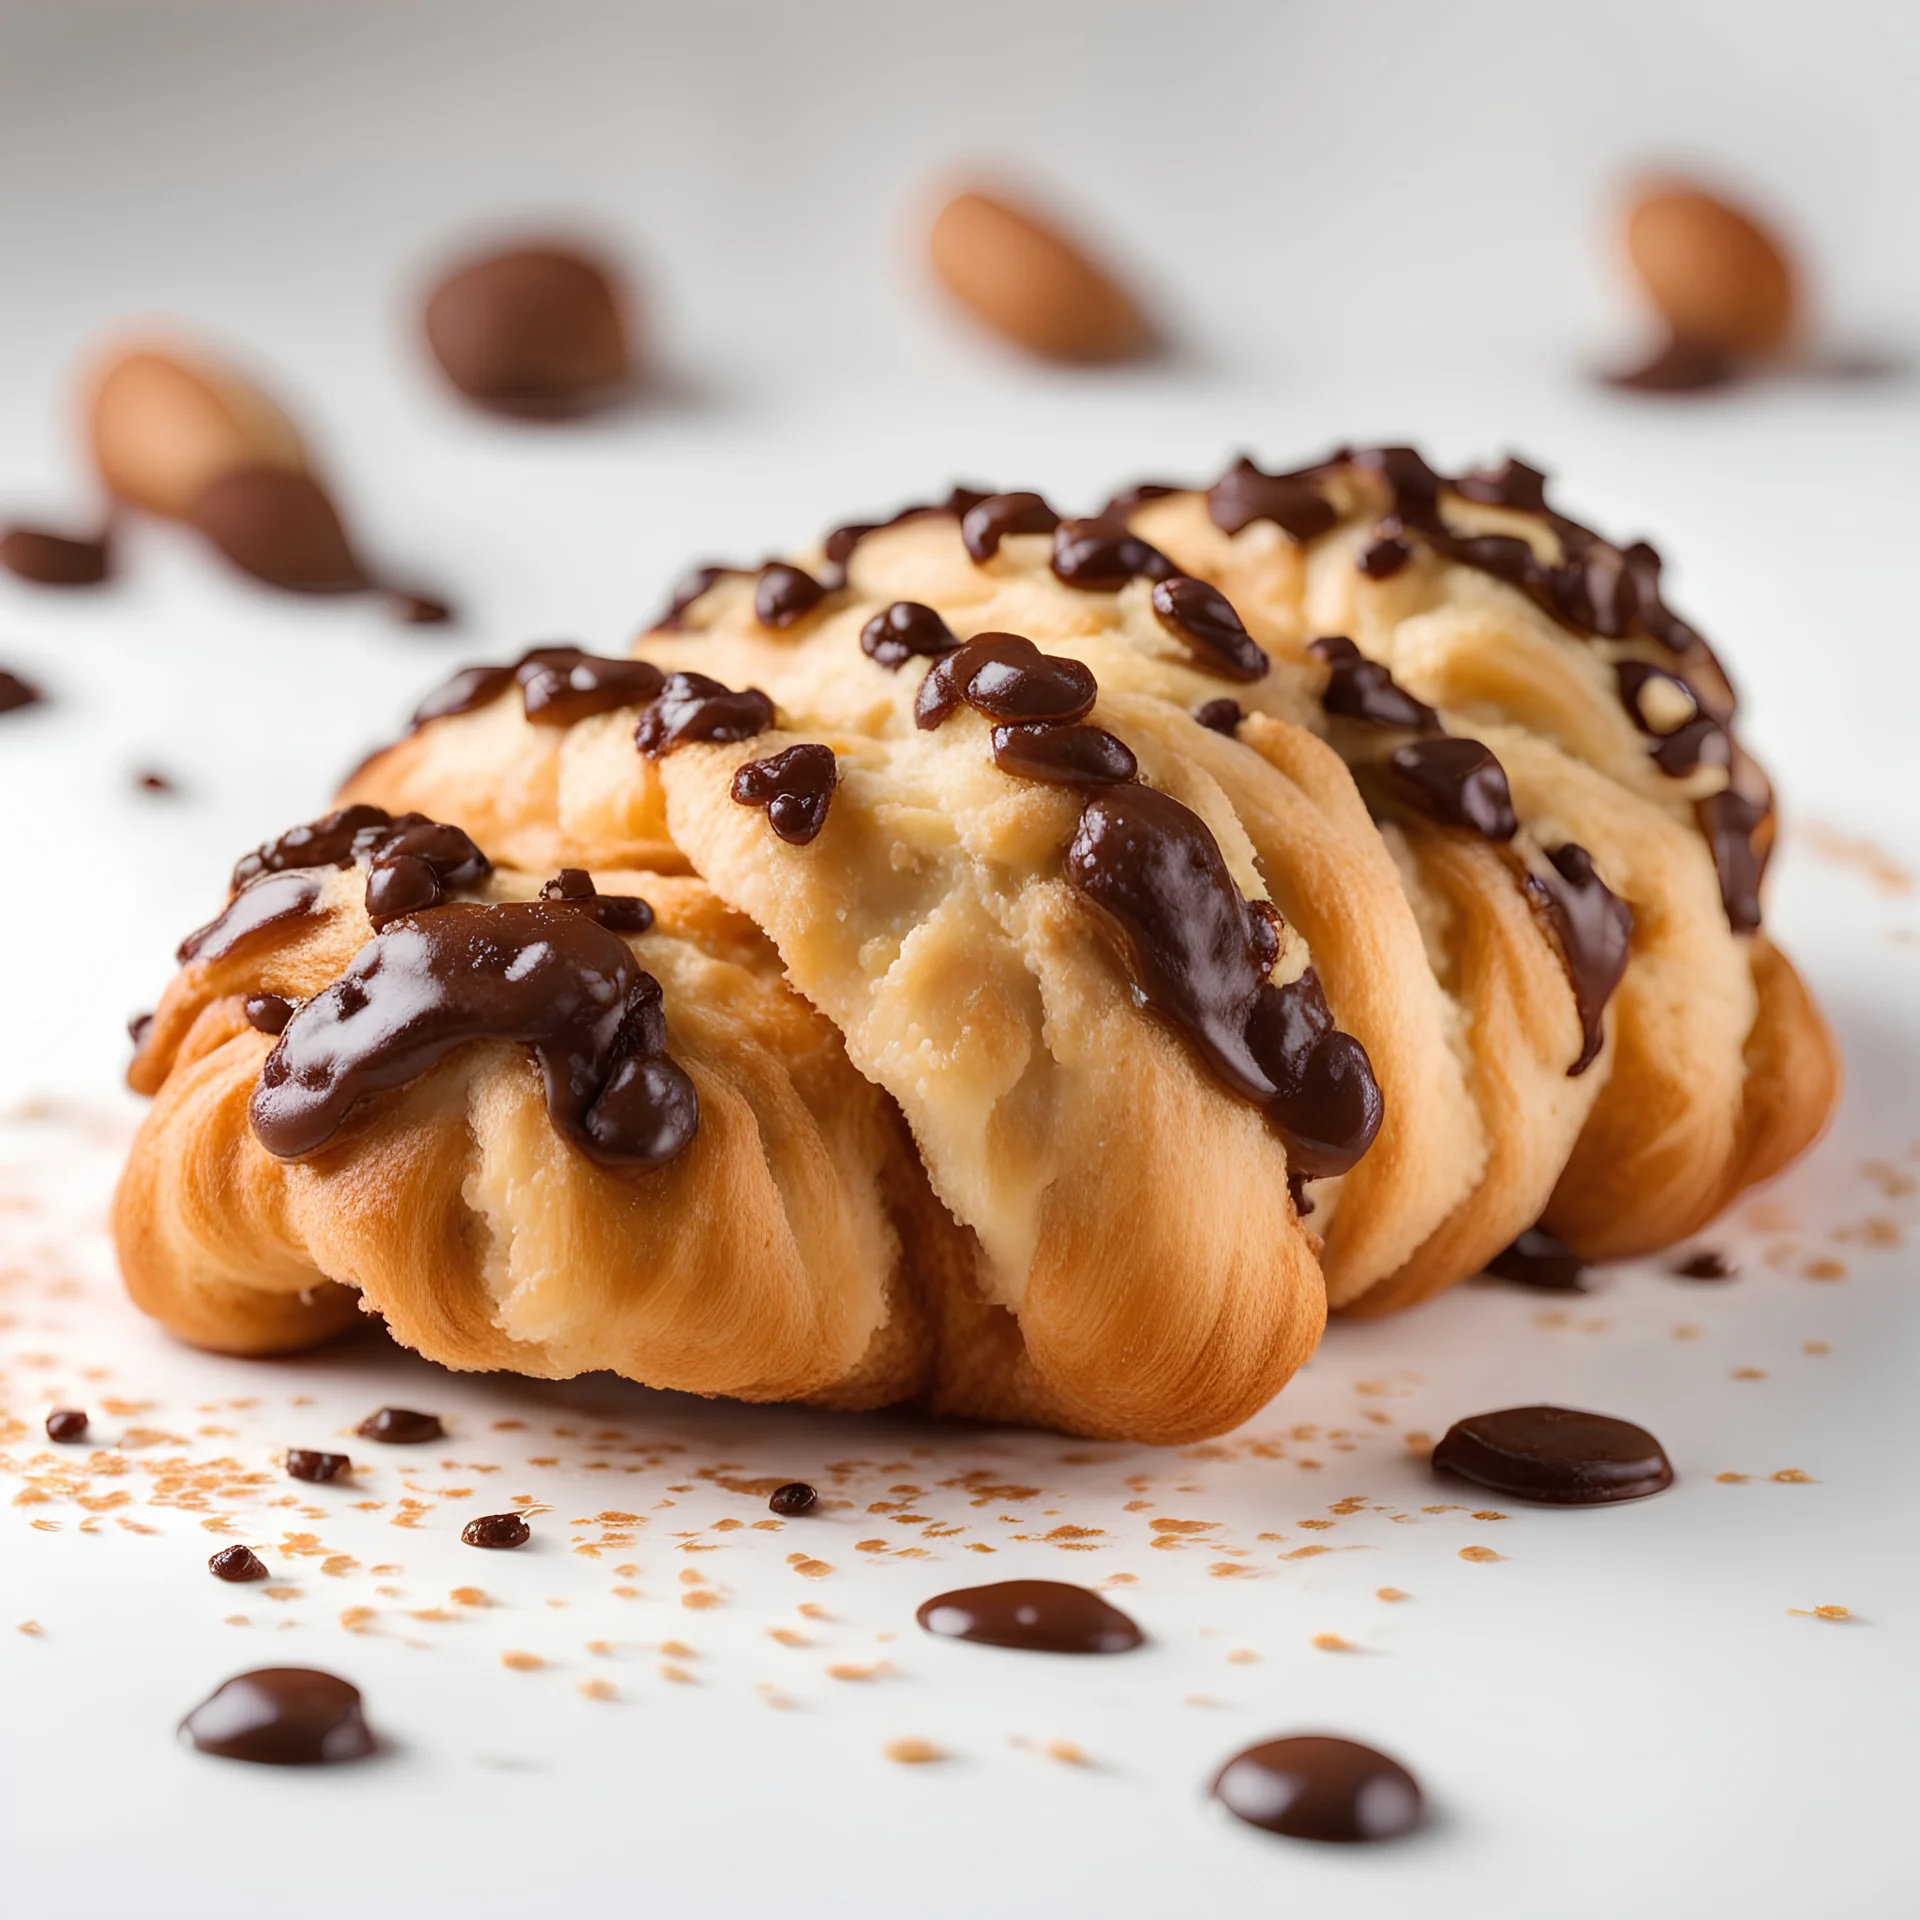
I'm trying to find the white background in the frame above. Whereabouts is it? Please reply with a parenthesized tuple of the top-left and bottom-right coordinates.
(0, 4, 1916, 1915)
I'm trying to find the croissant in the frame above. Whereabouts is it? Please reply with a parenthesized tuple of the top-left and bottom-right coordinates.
(115, 448, 1839, 1441)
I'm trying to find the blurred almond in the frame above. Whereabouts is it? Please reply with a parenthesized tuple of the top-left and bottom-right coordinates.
(1623, 182, 1798, 357)
(86, 342, 310, 519)
(928, 188, 1154, 364)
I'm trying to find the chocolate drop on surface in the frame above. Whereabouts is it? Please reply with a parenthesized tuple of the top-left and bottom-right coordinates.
(768, 1481, 818, 1517)
(45, 1408, 89, 1442)
(730, 742, 837, 845)
(634, 671, 774, 756)
(1207, 457, 1339, 543)
(915, 1580, 1143, 1654)
(357, 1407, 443, 1445)
(1604, 338, 1740, 394)
(1150, 577, 1269, 682)
(1192, 697, 1243, 735)
(245, 993, 296, 1036)
(210, 1545, 270, 1583)
(1432, 1405, 1674, 1504)
(1310, 635, 1439, 732)
(537, 867, 655, 933)
(1064, 785, 1382, 1177)
(180, 1668, 374, 1766)
(423, 243, 633, 419)
(1525, 843, 1633, 1076)
(135, 768, 176, 794)
(1212, 1736, 1423, 1843)
(461, 1512, 531, 1549)
(990, 722, 1137, 787)
(860, 600, 958, 669)
(1050, 517, 1179, 592)
(915, 633, 1096, 731)
(1387, 736, 1518, 840)
(251, 901, 699, 1171)
(286, 1450, 350, 1483)
(960, 491, 1060, 563)
(0, 523, 111, 587)
(186, 467, 365, 594)
(177, 870, 325, 965)
(753, 562, 827, 629)
(0, 668, 44, 714)
(517, 648, 665, 728)
(1674, 1249, 1735, 1280)
(1484, 1228, 1587, 1292)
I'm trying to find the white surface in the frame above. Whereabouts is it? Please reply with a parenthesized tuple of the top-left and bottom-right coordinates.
(1, 4, 1918, 1915)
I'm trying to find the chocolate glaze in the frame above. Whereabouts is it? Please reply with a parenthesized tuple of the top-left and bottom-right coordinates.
(357, 1407, 444, 1445)
(1065, 785, 1382, 1177)
(1484, 1228, 1587, 1292)
(916, 1580, 1143, 1654)
(1098, 480, 1179, 520)
(178, 870, 325, 965)
(45, 1409, 88, 1442)
(1674, 1249, 1734, 1280)
(1698, 787, 1768, 932)
(915, 634, 1096, 732)
(823, 485, 991, 567)
(210, 1545, 269, 1583)
(1193, 697, 1243, 735)
(0, 523, 111, 587)
(1525, 843, 1633, 1075)
(1310, 636, 1439, 732)
(1208, 456, 1340, 543)
(411, 662, 516, 727)
(538, 867, 655, 932)
(357, 815, 493, 924)
(754, 562, 828, 630)
(461, 1512, 531, 1549)
(1432, 1404, 1673, 1504)
(991, 722, 1137, 787)
(412, 647, 665, 731)
(245, 993, 296, 1036)
(1387, 737, 1518, 841)
(1212, 1736, 1423, 1843)
(1151, 576, 1269, 681)
(287, 1450, 350, 1483)
(961, 491, 1060, 563)
(0, 669, 44, 714)
(731, 742, 838, 845)
(634, 671, 774, 756)
(861, 600, 958, 669)
(180, 1668, 374, 1766)
(187, 467, 365, 594)
(768, 1481, 818, 1517)
(251, 900, 699, 1171)
(650, 563, 743, 632)
(232, 804, 397, 887)
(1356, 526, 1413, 580)
(1050, 517, 1179, 592)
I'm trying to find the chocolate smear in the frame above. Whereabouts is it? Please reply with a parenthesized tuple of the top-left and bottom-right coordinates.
(1525, 843, 1633, 1075)
(356, 1407, 444, 1445)
(180, 1668, 374, 1766)
(634, 671, 774, 756)
(861, 600, 958, 669)
(186, 466, 365, 594)
(537, 867, 655, 932)
(1151, 577, 1268, 681)
(177, 871, 325, 965)
(461, 1512, 531, 1549)
(731, 742, 837, 845)
(232, 804, 397, 887)
(517, 649, 665, 728)
(916, 1580, 1143, 1654)
(1208, 456, 1339, 543)
(1484, 1228, 1587, 1292)
(245, 993, 296, 1036)
(1213, 1736, 1423, 1843)
(0, 522, 111, 587)
(1432, 1405, 1673, 1504)
(210, 1545, 270, 1583)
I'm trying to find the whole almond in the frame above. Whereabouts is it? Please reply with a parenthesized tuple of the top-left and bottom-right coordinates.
(86, 342, 310, 519)
(1623, 183, 1797, 357)
(928, 188, 1154, 364)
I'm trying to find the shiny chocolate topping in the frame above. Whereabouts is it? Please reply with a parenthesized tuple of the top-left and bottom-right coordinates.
(634, 671, 774, 756)
(823, 485, 991, 567)
(768, 1481, 818, 1517)
(177, 870, 326, 965)
(1698, 786, 1769, 933)
(960, 491, 1061, 563)
(0, 522, 111, 587)
(1432, 1404, 1674, 1504)
(209, 1545, 270, 1583)
(754, 562, 828, 629)
(1310, 635, 1439, 731)
(357, 815, 493, 924)
(990, 722, 1137, 787)
(357, 1407, 443, 1444)
(916, 1580, 1143, 1654)
(0, 668, 44, 714)
(1151, 577, 1269, 681)
(45, 1408, 89, 1442)
(180, 1668, 375, 1766)
(412, 646, 665, 730)
(1098, 479, 1179, 520)
(1065, 784, 1382, 1178)
(1192, 697, 1243, 735)
(1484, 1227, 1587, 1293)
(245, 993, 296, 1036)
(1049, 516, 1179, 591)
(730, 742, 838, 845)
(537, 867, 655, 932)
(1525, 843, 1633, 1075)
(915, 633, 1096, 732)
(1212, 1736, 1424, 1843)
(286, 1450, 350, 1483)
(1356, 525, 1413, 580)
(231, 804, 398, 887)
(860, 600, 958, 669)
(187, 467, 366, 594)
(461, 1512, 531, 1549)
(650, 563, 743, 632)
(251, 900, 698, 1171)
(1387, 737, 1518, 840)
(1208, 455, 1341, 543)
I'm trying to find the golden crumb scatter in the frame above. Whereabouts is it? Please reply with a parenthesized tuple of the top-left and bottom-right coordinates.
(1673, 1325, 1702, 1341)
(338, 1607, 378, 1634)
(611, 1586, 641, 1599)
(1716, 1472, 1750, 1484)
(797, 1602, 830, 1620)
(855, 1538, 889, 1553)
(712, 1518, 743, 1532)
(1802, 1258, 1847, 1281)
(678, 1569, 705, 1585)
(320, 1554, 357, 1577)
(681, 1590, 723, 1610)
(1788, 1605, 1853, 1622)
(1311, 1632, 1357, 1652)
(1045, 1739, 1087, 1766)
(409, 1608, 454, 1623)
(1297, 1519, 1335, 1531)
(262, 1585, 300, 1601)
(1208, 1561, 1256, 1579)
(884, 1738, 944, 1766)
(1183, 1693, 1222, 1708)
(450, 1587, 489, 1607)
(1282, 1545, 1331, 1560)
(223, 1615, 249, 1627)
(659, 1640, 696, 1659)
(1225, 1648, 1261, 1665)
(1772, 1469, 1816, 1483)
(1732, 1368, 1768, 1381)
(828, 1660, 893, 1682)
(1459, 1545, 1505, 1563)
(789, 1556, 833, 1580)
(1148, 1518, 1215, 1535)
(1104, 1572, 1138, 1586)
(769, 1628, 808, 1648)
(660, 1663, 694, 1684)
(17, 1620, 43, 1636)
(1804, 1340, 1831, 1356)
(1471, 1510, 1508, 1522)
(578, 1679, 617, 1702)
(501, 1651, 544, 1671)
(1535, 1310, 1570, 1329)
(1375, 1587, 1410, 1602)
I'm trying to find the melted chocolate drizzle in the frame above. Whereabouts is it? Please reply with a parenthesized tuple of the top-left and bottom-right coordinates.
(1212, 1736, 1424, 1843)
(916, 1580, 1143, 1654)
(1525, 843, 1634, 1075)
(180, 1668, 374, 1766)
(412, 646, 665, 731)
(1049, 517, 1179, 592)
(1356, 526, 1413, 580)
(357, 816, 493, 924)
(250, 900, 698, 1171)
(990, 722, 1137, 787)
(754, 562, 828, 629)
(1432, 1405, 1674, 1504)
(245, 993, 296, 1036)
(1614, 660, 1726, 776)
(824, 486, 990, 567)
(651, 563, 742, 632)
(861, 600, 958, 670)
(633, 672, 774, 756)
(1208, 455, 1340, 543)
(1151, 577, 1269, 682)
(960, 491, 1061, 563)
(1387, 737, 1518, 841)
(730, 742, 838, 845)
(1698, 787, 1768, 933)
(1310, 636, 1439, 732)
(178, 871, 325, 965)
(1065, 785, 1382, 1178)
(537, 867, 655, 931)
(915, 634, 1096, 732)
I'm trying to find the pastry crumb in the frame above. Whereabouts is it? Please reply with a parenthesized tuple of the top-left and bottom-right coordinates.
(1311, 1632, 1357, 1652)
(1375, 1587, 1409, 1602)
(577, 1678, 617, 1702)
(884, 1738, 945, 1765)
(1458, 1545, 1504, 1563)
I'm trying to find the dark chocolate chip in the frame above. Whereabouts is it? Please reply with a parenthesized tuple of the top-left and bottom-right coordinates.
(1387, 737, 1518, 840)
(1192, 697, 1243, 735)
(754, 562, 828, 629)
(1432, 1405, 1673, 1504)
(990, 722, 1137, 787)
(634, 671, 774, 756)
(1050, 517, 1178, 592)
(209, 1545, 270, 1583)
(180, 1667, 375, 1765)
(915, 633, 1096, 731)
(860, 600, 958, 669)
(45, 1408, 89, 1442)
(960, 491, 1060, 563)
(244, 993, 296, 1036)
(461, 1512, 532, 1549)
(286, 1450, 351, 1483)
(1310, 636, 1439, 732)
(730, 742, 838, 845)
(1150, 577, 1268, 681)
(1673, 1250, 1735, 1280)
(356, 1407, 444, 1445)
(915, 1580, 1142, 1653)
(1483, 1228, 1587, 1292)
(1212, 1736, 1423, 1843)
(768, 1482, 818, 1517)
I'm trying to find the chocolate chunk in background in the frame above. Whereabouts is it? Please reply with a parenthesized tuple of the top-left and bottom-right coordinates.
(186, 466, 366, 593)
(1603, 336, 1741, 394)
(915, 1580, 1143, 1654)
(356, 1406, 444, 1445)
(389, 590, 455, 626)
(134, 768, 177, 795)
(1212, 1735, 1423, 1843)
(0, 522, 112, 587)
(0, 668, 45, 715)
(768, 1482, 818, 1517)
(1432, 1404, 1674, 1504)
(179, 1668, 375, 1766)
(423, 242, 636, 419)
(1673, 1249, 1736, 1280)
(286, 1448, 350, 1483)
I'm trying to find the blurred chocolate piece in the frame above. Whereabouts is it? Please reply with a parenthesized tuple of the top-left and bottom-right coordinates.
(179, 1668, 374, 1766)
(45, 1408, 89, 1442)
(768, 1481, 818, 1517)
(1623, 182, 1798, 359)
(1604, 337, 1739, 394)
(186, 467, 365, 593)
(357, 1406, 443, 1445)
(424, 242, 636, 419)
(286, 1449, 349, 1483)
(135, 768, 176, 794)
(1673, 1249, 1735, 1280)
(0, 523, 111, 587)
(0, 669, 44, 714)
(461, 1512, 531, 1550)
(1213, 1735, 1423, 1843)
(390, 590, 454, 625)
(209, 1545, 270, 1583)
(1484, 1227, 1587, 1292)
